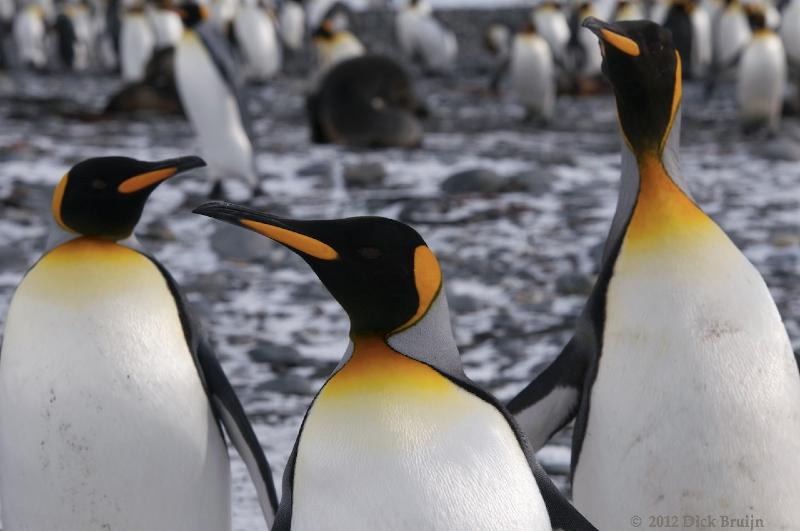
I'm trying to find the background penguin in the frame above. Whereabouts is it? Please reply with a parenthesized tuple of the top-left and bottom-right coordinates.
(780, 0, 800, 66)
(147, 0, 184, 50)
(737, 5, 786, 133)
(310, 13, 364, 86)
(395, 0, 457, 75)
(174, 2, 258, 200)
(507, 18, 800, 530)
(232, 0, 282, 82)
(564, 1, 604, 89)
(279, 0, 304, 52)
(663, 0, 697, 77)
(510, 20, 556, 122)
(713, 0, 751, 70)
(54, 9, 79, 69)
(120, 2, 155, 81)
(532, 0, 570, 62)
(612, 0, 645, 20)
(13, 3, 47, 69)
(0, 156, 279, 530)
(306, 54, 424, 148)
(193, 201, 598, 531)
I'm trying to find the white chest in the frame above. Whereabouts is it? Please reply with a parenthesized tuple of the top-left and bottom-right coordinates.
(290, 350, 550, 531)
(573, 220, 800, 529)
(0, 240, 231, 531)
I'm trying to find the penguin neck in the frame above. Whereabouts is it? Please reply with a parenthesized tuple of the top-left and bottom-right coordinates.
(621, 112, 713, 251)
(338, 291, 465, 380)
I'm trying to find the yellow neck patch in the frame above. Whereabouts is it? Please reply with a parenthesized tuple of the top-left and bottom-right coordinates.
(240, 219, 339, 260)
(392, 246, 442, 334)
(622, 156, 712, 252)
(321, 337, 451, 400)
(51, 173, 74, 233)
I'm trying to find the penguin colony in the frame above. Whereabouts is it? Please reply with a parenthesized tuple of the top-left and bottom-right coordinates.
(0, 0, 799, 530)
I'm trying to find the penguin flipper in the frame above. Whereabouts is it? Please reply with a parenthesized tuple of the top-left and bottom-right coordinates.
(531, 459, 598, 531)
(197, 342, 280, 527)
(507, 332, 590, 451)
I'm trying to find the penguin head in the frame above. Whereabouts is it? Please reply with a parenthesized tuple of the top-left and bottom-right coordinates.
(745, 4, 767, 31)
(52, 156, 205, 240)
(175, 2, 208, 27)
(583, 17, 680, 156)
(194, 202, 443, 337)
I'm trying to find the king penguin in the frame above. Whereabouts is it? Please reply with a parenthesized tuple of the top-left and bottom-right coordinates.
(120, 2, 155, 81)
(395, 0, 457, 75)
(737, 4, 787, 133)
(310, 14, 364, 86)
(510, 20, 556, 122)
(780, 0, 800, 66)
(279, 0, 305, 52)
(507, 18, 800, 530)
(0, 156, 279, 530)
(193, 202, 598, 531)
(13, 3, 47, 69)
(232, 0, 282, 82)
(174, 2, 258, 200)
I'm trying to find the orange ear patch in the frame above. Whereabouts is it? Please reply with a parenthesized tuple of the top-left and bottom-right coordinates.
(240, 219, 339, 260)
(392, 246, 442, 333)
(51, 173, 73, 232)
(601, 29, 640, 56)
(118, 168, 177, 194)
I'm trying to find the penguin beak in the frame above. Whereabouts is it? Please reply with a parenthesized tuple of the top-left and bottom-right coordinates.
(582, 17, 641, 57)
(118, 156, 206, 194)
(193, 201, 339, 261)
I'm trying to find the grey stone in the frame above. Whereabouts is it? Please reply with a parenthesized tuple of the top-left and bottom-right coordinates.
(256, 376, 316, 395)
(441, 168, 506, 194)
(248, 341, 301, 365)
(555, 272, 593, 295)
(296, 161, 332, 178)
(343, 161, 386, 188)
(210, 223, 272, 262)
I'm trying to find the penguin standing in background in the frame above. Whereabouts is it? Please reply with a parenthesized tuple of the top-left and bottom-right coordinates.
(13, 3, 47, 69)
(510, 20, 556, 122)
(663, 0, 695, 76)
(207, 0, 238, 33)
(780, 0, 800, 66)
(306, 55, 424, 148)
(737, 5, 786, 132)
(395, 0, 457, 75)
(148, 0, 184, 50)
(508, 18, 800, 530)
(233, 0, 282, 82)
(194, 202, 598, 531)
(612, 0, 645, 20)
(566, 1, 603, 79)
(0, 156, 279, 531)
(532, 1, 570, 61)
(689, 0, 712, 77)
(713, 0, 750, 69)
(54, 8, 79, 69)
(310, 14, 364, 86)
(279, 0, 304, 51)
(120, 2, 155, 81)
(174, 2, 258, 200)
(484, 21, 511, 60)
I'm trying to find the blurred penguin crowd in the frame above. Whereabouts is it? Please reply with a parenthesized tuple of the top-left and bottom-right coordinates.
(0, 0, 796, 198)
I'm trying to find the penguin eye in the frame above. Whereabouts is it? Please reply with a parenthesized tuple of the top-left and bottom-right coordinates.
(91, 179, 107, 191)
(357, 247, 383, 260)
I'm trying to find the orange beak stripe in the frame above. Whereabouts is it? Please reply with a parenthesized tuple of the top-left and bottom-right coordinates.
(601, 28, 640, 56)
(118, 168, 177, 194)
(240, 219, 339, 260)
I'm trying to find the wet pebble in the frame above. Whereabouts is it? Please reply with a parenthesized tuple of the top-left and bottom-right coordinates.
(343, 161, 386, 188)
(248, 341, 302, 365)
(210, 223, 272, 263)
(441, 168, 506, 194)
(256, 375, 316, 395)
(555, 272, 593, 295)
